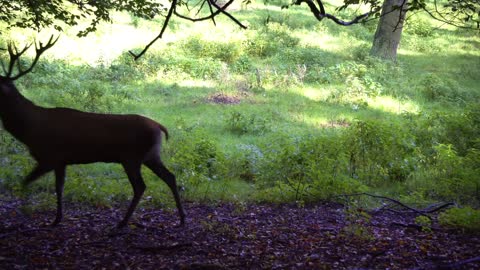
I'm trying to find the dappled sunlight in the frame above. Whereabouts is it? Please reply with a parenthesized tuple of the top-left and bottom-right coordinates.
(1, 0, 479, 234)
(171, 79, 217, 89)
(294, 114, 353, 129)
(301, 85, 335, 101)
(56, 26, 161, 66)
(369, 96, 420, 114)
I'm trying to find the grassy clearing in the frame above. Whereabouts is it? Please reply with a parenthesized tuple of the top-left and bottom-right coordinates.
(0, 1, 479, 211)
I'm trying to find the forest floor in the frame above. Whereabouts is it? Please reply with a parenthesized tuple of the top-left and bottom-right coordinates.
(0, 198, 479, 270)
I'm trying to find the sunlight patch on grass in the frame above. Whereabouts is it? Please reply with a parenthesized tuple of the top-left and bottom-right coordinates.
(174, 79, 217, 89)
(369, 96, 420, 114)
(301, 85, 338, 102)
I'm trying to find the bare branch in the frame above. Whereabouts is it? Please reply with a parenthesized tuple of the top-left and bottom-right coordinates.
(129, 0, 177, 60)
(209, 0, 247, 29)
(294, 0, 380, 26)
(393, 0, 409, 32)
(130, 0, 246, 60)
(174, 0, 235, 23)
(206, 0, 218, 26)
(421, 4, 479, 29)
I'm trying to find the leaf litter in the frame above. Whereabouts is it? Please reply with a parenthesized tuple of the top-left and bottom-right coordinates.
(0, 198, 479, 269)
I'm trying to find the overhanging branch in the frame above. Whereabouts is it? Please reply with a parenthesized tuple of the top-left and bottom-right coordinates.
(294, 0, 380, 26)
(130, 0, 246, 60)
(129, 0, 177, 60)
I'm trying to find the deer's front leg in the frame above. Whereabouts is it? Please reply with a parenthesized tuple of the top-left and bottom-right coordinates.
(52, 166, 66, 226)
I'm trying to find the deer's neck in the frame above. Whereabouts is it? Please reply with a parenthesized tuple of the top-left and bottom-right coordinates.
(0, 90, 38, 141)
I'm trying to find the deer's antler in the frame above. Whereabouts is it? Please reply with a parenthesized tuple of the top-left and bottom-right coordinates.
(1, 35, 59, 80)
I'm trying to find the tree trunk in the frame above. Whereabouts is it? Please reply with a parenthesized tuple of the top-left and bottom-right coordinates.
(370, 0, 408, 61)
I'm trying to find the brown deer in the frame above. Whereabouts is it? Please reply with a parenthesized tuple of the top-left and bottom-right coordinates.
(0, 36, 185, 228)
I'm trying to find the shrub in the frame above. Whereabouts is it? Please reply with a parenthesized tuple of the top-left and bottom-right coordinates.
(257, 134, 366, 201)
(419, 73, 466, 103)
(439, 207, 480, 232)
(166, 128, 227, 191)
(405, 17, 433, 37)
(226, 144, 265, 182)
(343, 120, 418, 185)
(182, 35, 243, 63)
(226, 111, 269, 135)
(244, 23, 300, 57)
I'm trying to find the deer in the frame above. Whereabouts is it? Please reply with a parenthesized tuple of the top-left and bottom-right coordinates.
(0, 35, 185, 228)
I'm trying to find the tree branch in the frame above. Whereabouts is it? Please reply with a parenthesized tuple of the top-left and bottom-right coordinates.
(294, 0, 380, 26)
(130, 0, 246, 60)
(421, 4, 479, 29)
(173, 0, 235, 23)
(129, 0, 177, 60)
(209, 0, 247, 29)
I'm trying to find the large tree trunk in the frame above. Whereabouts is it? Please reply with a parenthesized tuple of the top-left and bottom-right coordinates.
(370, 0, 408, 61)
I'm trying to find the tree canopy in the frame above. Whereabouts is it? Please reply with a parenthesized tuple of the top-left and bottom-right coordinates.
(1, 0, 479, 58)
(0, 0, 164, 36)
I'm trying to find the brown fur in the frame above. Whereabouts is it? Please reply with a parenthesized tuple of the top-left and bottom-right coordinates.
(0, 78, 185, 228)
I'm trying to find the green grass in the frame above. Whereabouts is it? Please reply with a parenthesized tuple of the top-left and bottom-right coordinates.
(1, 0, 479, 210)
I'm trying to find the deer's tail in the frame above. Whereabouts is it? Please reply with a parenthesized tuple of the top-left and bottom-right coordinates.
(158, 123, 169, 141)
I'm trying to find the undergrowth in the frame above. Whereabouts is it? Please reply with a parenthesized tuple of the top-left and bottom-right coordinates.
(0, 1, 479, 230)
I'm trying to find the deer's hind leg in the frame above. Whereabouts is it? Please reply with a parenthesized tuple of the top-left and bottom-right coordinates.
(22, 164, 52, 186)
(144, 156, 186, 226)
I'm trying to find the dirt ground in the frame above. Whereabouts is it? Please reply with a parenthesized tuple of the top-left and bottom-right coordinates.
(1, 198, 479, 269)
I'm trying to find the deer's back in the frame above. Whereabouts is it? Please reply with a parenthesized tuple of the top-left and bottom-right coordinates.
(26, 107, 164, 165)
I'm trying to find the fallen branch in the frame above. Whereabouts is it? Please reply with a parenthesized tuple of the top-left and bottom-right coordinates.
(423, 202, 454, 213)
(438, 256, 480, 269)
(337, 193, 453, 220)
(391, 221, 423, 231)
(133, 242, 192, 252)
(0, 226, 52, 239)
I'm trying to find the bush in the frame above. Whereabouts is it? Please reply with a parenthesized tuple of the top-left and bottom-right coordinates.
(257, 134, 366, 201)
(439, 207, 480, 232)
(344, 120, 418, 185)
(419, 73, 466, 103)
(166, 128, 227, 190)
(244, 23, 300, 57)
(226, 111, 269, 135)
(405, 17, 433, 37)
(182, 35, 243, 63)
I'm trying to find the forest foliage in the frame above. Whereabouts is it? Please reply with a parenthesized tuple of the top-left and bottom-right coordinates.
(0, 0, 479, 229)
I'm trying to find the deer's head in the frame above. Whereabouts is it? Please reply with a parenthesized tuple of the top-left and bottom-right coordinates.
(0, 35, 59, 97)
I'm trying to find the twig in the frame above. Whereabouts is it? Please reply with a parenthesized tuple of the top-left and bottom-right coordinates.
(131, 221, 162, 231)
(391, 222, 427, 231)
(0, 226, 53, 239)
(438, 256, 480, 269)
(133, 242, 192, 252)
